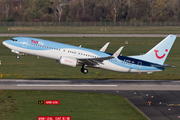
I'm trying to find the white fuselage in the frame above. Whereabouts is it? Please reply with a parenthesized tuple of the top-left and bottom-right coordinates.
(3, 37, 163, 73)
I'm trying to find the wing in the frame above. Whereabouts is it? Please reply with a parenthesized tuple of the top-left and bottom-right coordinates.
(77, 56, 113, 66)
(77, 46, 124, 67)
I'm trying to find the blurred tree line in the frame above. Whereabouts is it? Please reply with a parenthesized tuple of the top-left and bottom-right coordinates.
(0, 0, 180, 22)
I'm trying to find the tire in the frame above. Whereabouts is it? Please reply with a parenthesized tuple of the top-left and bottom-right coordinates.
(83, 69, 88, 74)
(80, 68, 88, 74)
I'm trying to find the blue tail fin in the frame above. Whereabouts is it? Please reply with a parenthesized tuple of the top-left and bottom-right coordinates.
(130, 34, 177, 65)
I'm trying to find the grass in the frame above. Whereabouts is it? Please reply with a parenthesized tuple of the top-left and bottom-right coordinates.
(0, 36, 178, 120)
(0, 27, 177, 120)
(0, 90, 147, 120)
(0, 37, 180, 80)
(1, 26, 180, 34)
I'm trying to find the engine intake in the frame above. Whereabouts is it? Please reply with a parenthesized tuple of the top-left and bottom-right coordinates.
(57, 56, 77, 67)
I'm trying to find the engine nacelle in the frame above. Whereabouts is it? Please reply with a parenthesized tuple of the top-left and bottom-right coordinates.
(57, 56, 77, 67)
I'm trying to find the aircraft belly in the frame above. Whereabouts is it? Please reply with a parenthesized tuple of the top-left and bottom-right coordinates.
(100, 61, 161, 73)
(100, 61, 131, 72)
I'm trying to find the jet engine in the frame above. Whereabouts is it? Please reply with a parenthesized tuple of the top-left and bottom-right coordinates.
(57, 56, 77, 67)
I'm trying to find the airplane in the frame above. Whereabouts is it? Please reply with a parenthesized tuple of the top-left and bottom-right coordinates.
(2, 34, 176, 74)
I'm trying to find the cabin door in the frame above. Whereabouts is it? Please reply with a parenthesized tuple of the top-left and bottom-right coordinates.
(22, 39, 28, 48)
(137, 61, 142, 70)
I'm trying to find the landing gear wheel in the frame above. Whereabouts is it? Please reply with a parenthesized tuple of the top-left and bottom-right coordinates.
(16, 55, 20, 59)
(81, 66, 88, 74)
(83, 69, 88, 74)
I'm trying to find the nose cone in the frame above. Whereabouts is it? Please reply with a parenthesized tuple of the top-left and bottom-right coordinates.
(2, 40, 8, 46)
(2, 41, 6, 45)
(2, 40, 12, 48)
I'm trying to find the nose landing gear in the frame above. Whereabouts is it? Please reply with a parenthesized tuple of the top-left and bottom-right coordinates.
(16, 55, 20, 59)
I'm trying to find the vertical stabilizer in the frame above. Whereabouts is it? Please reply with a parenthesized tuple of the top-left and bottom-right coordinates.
(130, 34, 177, 65)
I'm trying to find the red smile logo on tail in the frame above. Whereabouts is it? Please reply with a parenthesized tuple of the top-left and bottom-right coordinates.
(154, 49, 168, 59)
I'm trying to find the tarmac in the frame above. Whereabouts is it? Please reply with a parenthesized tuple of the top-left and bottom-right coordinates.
(81, 90, 180, 120)
(1, 79, 180, 120)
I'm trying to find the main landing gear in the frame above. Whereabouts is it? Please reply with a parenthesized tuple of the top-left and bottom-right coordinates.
(81, 65, 88, 74)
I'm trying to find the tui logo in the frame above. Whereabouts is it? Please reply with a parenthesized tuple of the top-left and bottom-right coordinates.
(154, 49, 168, 59)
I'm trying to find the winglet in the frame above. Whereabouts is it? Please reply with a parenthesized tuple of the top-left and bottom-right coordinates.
(112, 46, 124, 57)
(100, 42, 110, 52)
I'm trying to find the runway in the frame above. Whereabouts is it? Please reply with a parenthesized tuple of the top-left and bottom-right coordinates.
(1, 79, 180, 90)
(91, 90, 180, 120)
(1, 79, 180, 120)
(1, 34, 180, 37)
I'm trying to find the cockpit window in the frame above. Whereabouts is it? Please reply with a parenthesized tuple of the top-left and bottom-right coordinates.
(11, 38, 17, 41)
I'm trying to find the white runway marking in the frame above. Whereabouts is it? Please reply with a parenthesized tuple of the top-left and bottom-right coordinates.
(15, 80, 70, 82)
(17, 84, 117, 87)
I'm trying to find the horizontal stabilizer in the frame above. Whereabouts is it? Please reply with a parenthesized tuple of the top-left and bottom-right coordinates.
(151, 64, 175, 67)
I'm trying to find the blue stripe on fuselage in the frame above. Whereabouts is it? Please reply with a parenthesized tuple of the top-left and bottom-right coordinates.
(105, 52, 164, 71)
